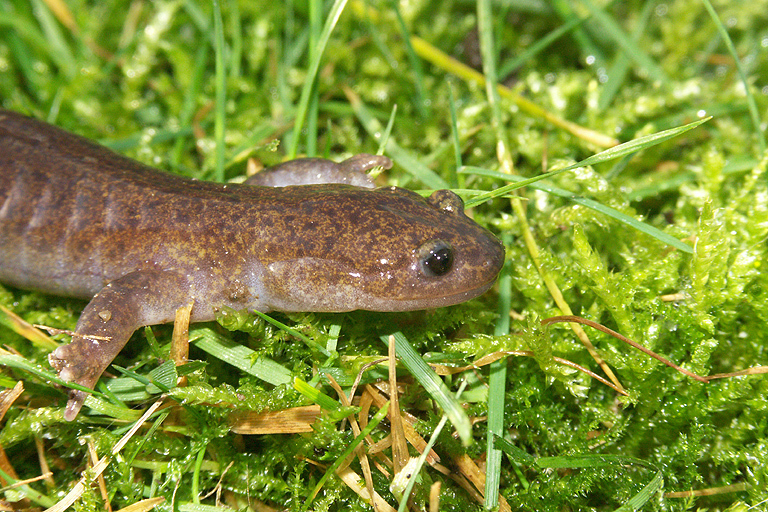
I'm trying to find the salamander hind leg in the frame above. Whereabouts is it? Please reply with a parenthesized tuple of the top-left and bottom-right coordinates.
(48, 269, 192, 420)
(243, 154, 391, 188)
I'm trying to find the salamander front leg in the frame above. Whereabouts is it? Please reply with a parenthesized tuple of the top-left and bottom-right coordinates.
(48, 269, 191, 420)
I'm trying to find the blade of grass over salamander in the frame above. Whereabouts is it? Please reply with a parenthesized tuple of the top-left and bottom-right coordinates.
(372, 104, 398, 177)
(0, 353, 106, 401)
(288, 0, 349, 159)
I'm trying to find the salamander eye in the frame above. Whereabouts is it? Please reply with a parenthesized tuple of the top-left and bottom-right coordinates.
(417, 240, 454, 277)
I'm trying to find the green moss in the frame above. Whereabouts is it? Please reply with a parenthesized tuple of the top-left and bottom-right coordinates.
(1, 0, 767, 510)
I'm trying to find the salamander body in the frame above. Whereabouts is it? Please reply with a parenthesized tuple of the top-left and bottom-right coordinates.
(0, 110, 504, 419)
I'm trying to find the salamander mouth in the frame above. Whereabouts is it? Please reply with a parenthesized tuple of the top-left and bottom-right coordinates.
(375, 277, 498, 312)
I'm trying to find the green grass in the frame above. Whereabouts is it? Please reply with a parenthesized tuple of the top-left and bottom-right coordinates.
(2, 0, 768, 510)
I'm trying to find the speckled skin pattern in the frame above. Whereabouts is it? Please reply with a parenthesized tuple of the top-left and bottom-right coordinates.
(0, 109, 504, 419)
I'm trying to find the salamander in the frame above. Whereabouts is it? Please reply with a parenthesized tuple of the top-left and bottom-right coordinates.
(0, 109, 504, 419)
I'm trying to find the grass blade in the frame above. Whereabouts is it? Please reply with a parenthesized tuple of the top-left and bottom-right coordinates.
(382, 332, 473, 446)
(346, 91, 449, 188)
(700, 0, 766, 152)
(462, 166, 694, 253)
(579, 0, 668, 84)
(390, 1, 427, 117)
(190, 327, 292, 386)
(288, 0, 349, 158)
(212, 0, 227, 182)
(494, 435, 664, 511)
(465, 116, 711, 208)
(303, 401, 389, 510)
(498, 14, 588, 78)
(476, 0, 506, 504)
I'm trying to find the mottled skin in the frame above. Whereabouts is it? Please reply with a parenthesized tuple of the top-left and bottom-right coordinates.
(0, 110, 504, 419)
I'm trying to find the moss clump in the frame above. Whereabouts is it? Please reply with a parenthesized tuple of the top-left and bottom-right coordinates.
(1, 1, 767, 510)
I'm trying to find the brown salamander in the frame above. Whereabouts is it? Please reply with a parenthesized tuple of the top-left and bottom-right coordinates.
(0, 109, 504, 419)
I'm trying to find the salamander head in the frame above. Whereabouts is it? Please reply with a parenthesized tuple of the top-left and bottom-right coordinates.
(258, 186, 504, 312)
